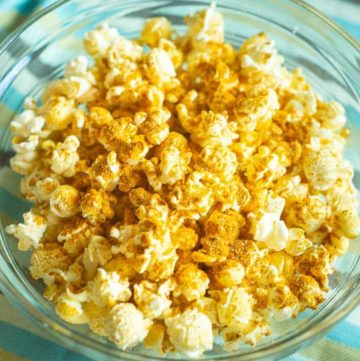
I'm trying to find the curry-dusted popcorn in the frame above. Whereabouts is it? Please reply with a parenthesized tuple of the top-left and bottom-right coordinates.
(6, 2, 360, 357)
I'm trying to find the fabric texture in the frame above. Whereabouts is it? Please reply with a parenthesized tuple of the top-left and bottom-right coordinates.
(0, 0, 359, 360)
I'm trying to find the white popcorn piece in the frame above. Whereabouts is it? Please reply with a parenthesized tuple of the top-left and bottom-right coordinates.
(186, 2, 224, 46)
(10, 135, 39, 175)
(84, 23, 119, 57)
(134, 279, 173, 319)
(105, 303, 152, 350)
(240, 34, 284, 77)
(165, 308, 213, 357)
(51, 135, 80, 177)
(217, 287, 253, 328)
(6, 211, 47, 251)
(87, 268, 131, 307)
(10, 109, 45, 137)
(253, 197, 289, 251)
(145, 48, 176, 84)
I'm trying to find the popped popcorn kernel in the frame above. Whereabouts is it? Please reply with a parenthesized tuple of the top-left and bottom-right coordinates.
(7, 4, 359, 357)
(87, 268, 131, 307)
(6, 211, 47, 251)
(50, 185, 80, 218)
(288, 275, 324, 309)
(141, 17, 172, 47)
(217, 287, 253, 328)
(336, 209, 360, 239)
(105, 303, 152, 350)
(303, 148, 338, 190)
(84, 23, 119, 57)
(143, 48, 176, 85)
(165, 308, 213, 357)
(56, 290, 89, 324)
(174, 263, 209, 301)
(211, 260, 245, 288)
(134, 279, 173, 319)
(51, 135, 80, 177)
(185, 1, 224, 47)
(79, 188, 115, 224)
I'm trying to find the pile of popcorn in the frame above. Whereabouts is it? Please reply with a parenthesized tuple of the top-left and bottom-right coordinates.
(6, 3, 360, 357)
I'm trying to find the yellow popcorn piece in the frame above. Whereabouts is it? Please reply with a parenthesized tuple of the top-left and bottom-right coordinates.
(55, 290, 89, 324)
(303, 148, 338, 190)
(211, 260, 245, 288)
(50, 185, 79, 218)
(140, 17, 172, 47)
(6, 3, 360, 357)
(336, 209, 360, 239)
(29, 242, 71, 280)
(174, 263, 209, 301)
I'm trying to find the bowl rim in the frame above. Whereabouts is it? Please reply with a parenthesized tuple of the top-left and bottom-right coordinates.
(0, 0, 359, 360)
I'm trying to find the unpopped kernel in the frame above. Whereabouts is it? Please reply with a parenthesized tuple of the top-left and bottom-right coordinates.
(6, 3, 359, 357)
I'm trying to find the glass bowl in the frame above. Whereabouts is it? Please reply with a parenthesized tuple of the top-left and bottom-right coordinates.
(0, 0, 359, 360)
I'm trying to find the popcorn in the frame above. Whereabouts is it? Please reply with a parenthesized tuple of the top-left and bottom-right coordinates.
(285, 228, 312, 256)
(87, 151, 121, 191)
(43, 96, 75, 130)
(35, 177, 60, 202)
(233, 89, 279, 132)
(289, 275, 324, 309)
(10, 135, 39, 175)
(239, 32, 284, 77)
(303, 148, 338, 190)
(107, 36, 143, 65)
(316, 101, 346, 131)
(83, 235, 112, 279)
(134, 279, 173, 319)
(336, 209, 360, 239)
(6, 211, 47, 251)
(198, 143, 237, 180)
(160, 146, 191, 182)
(185, 1, 224, 47)
(56, 290, 89, 324)
(50, 185, 79, 218)
(79, 188, 115, 224)
(285, 195, 328, 233)
(87, 268, 131, 307)
(192, 111, 238, 147)
(143, 48, 176, 85)
(165, 309, 213, 357)
(174, 263, 209, 301)
(141, 17, 172, 47)
(252, 196, 289, 251)
(51, 135, 80, 177)
(217, 287, 253, 328)
(10, 109, 45, 137)
(30, 242, 71, 280)
(105, 303, 152, 350)
(7, 4, 359, 357)
(84, 23, 119, 56)
(211, 260, 245, 288)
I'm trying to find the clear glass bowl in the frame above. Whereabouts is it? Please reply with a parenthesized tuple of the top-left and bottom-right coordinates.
(0, 0, 359, 360)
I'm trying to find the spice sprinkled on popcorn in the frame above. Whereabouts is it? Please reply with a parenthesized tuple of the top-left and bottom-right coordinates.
(6, 3, 359, 357)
